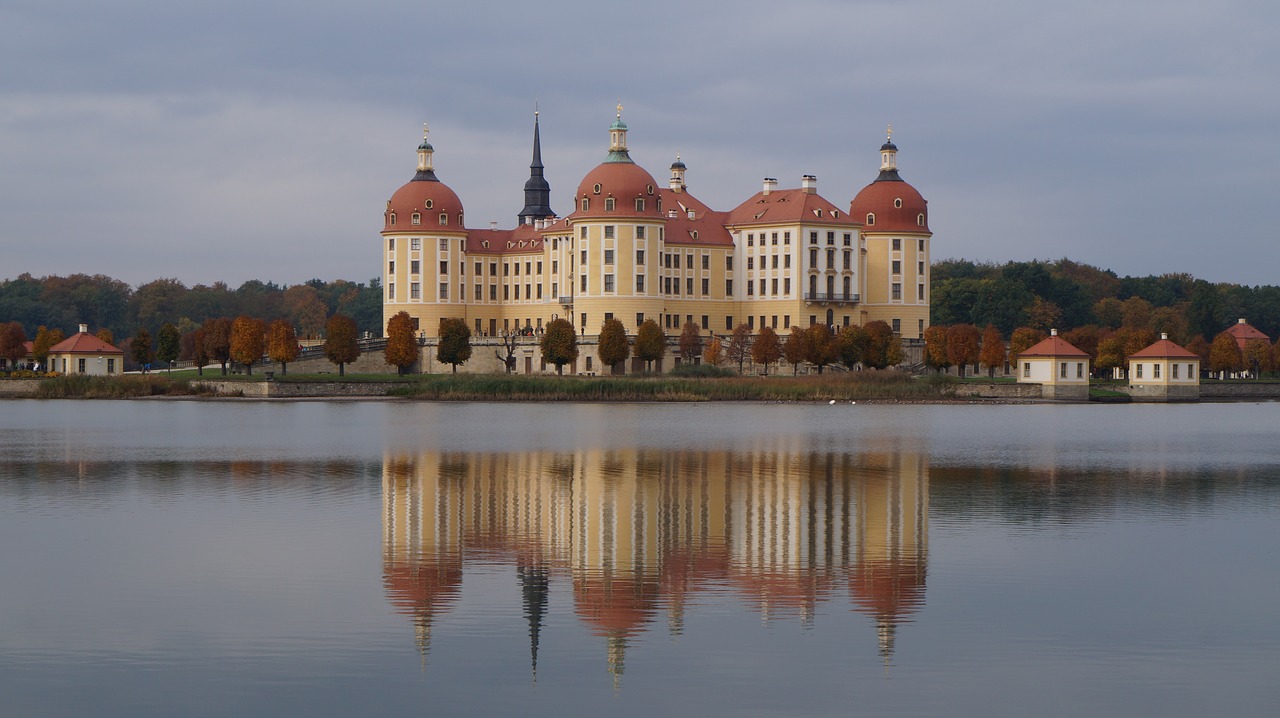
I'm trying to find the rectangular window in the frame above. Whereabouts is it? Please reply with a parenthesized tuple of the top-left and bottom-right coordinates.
(637, 313, 645, 328)
(785, 254, 791, 269)
(1153, 363, 1161, 379)
(1136, 363, 1143, 378)
(581, 250, 587, 265)
(827, 231, 835, 246)
(636, 275, 645, 292)
(748, 316, 755, 330)
(771, 278, 779, 295)
(918, 284, 925, 301)
(747, 281, 754, 296)
(702, 254, 710, 270)
(536, 261, 542, 274)
(107, 358, 115, 374)
(726, 256, 734, 271)
(581, 275, 587, 292)
(637, 226, 646, 239)
(747, 257, 754, 270)
(919, 261, 925, 275)
(726, 316, 734, 330)
(784, 278, 791, 295)
(474, 284, 482, 300)
(490, 285, 497, 300)
(843, 233, 852, 246)
(892, 238, 901, 251)
(726, 279, 733, 296)
(410, 282, 420, 299)
(783, 315, 791, 329)
(892, 260, 901, 274)
(604, 274, 615, 292)
(1023, 362, 1031, 378)
(411, 238, 421, 250)
(686, 254, 693, 269)
(580, 225, 587, 238)
(918, 239, 925, 252)
(504, 263, 510, 276)
(843, 252, 852, 270)
(439, 238, 448, 251)
(772, 255, 779, 269)
(439, 260, 448, 275)
(439, 284, 448, 299)
(605, 198, 615, 211)
(784, 232, 791, 245)
(604, 225, 615, 239)
(892, 318, 901, 334)
(809, 231, 818, 244)
(1173, 363, 1180, 379)
(702, 278, 709, 295)
(388, 238, 395, 251)
(771, 315, 778, 329)
(78, 358, 86, 373)
(552, 282, 558, 297)
(475, 262, 482, 275)
(686, 278, 693, 294)
(635, 198, 645, 212)
(604, 249, 614, 265)
(1078, 362, 1085, 378)
(701, 315, 709, 330)
(439, 213, 448, 225)
(747, 234, 754, 246)
(892, 283, 902, 300)
(636, 249, 645, 265)
(490, 262, 497, 276)
(810, 249, 818, 266)
(504, 285, 510, 300)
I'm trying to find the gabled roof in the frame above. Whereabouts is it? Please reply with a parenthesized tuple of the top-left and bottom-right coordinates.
(465, 223, 545, 255)
(659, 189, 734, 247)
(725, 188, 858, 227)
(1224, 320, 1269, 349)
(1129, 338, 1199, 360)
(1019, 334, 1089, 358)
(49, 332, 123, 355)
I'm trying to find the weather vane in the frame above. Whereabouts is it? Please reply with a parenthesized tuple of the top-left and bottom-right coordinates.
(887, 123, 892, 141)
(423, 122, 430, 140)
(616, 101, 623, 119)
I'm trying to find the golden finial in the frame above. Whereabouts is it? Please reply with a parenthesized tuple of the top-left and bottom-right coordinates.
(423, 122, 430, 140)
(534, 99, 539, 117)
(616, 101, 623, 119)
(887, 123, 893, 142)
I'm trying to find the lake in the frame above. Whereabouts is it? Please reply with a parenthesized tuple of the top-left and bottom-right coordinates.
(2, 399, 1278, 717)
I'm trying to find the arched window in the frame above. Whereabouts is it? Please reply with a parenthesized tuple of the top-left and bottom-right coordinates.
(634, 198, 645, 212)
(581, 197, 590, 212)
(389, 213, 397, 226)
(866, 213, 875, 226)
(917, 213, 925, 226)
(439, 213, 448, 226)
(411, 213, 421, 225)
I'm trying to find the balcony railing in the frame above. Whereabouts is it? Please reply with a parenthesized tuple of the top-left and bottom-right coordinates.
(557, 296, 574, 306)
(804, 292, 860, 304)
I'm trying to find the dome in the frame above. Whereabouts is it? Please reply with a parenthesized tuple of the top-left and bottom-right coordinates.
(385, 176, 466, 232)
(850, 179, 929, 233)
(573, 162, 664, 220)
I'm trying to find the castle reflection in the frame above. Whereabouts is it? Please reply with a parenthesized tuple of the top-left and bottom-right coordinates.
(382, 438, 927, 680)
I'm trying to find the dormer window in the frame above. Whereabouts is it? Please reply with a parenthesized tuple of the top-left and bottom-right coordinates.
(866, 213, 875, 226)
(646, 184, 654, 195)
(593, 183, 602, 195)
(605, 197, 615, 211)
(389, 213, 397, 226)
(634, 198, 645, 212)
(425, 199, 434, 209)
(917, 213, 925, 226)
(439, 213, 448, 226)
(458, 213, 464, 226)
(894, 198, 903, 208)
(581, 197, 590, 212)
(412, 213, 421, 225)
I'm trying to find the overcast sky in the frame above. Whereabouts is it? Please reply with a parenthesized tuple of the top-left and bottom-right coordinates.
(2, 0, 1277, 289)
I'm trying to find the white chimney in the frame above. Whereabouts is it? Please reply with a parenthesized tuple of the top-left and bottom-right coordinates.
(801, 175, 817, 194)
(1161, 333, 1168, 340)
(490, 221, 498, 230)
(1050, 328, 1058, 336)
(79, 323, 88, 334)
(1239, 318, 1247, 324)
(762, 178, 778, 195)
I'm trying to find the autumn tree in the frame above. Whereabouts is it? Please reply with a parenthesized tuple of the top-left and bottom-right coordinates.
(979, 325, 1006, 378)
(1025, 298, 1062, 332)
(945, 324, 981, 378)
(324, 313, 361, 376)
(803, 324, 838, 374)
(678, 321, 703, 364)
(782, 328, 806, 375)
(1095, 334, 1126, 377)
(634, 319, 665, 372)
(188, 327, 210, 375)
(203, 318, 233, 375)
(384, 311, 418, 376)
(32, 326, 64, 369)
(752, 326, 783, 375)
(1093, 297, 1124, 329)
(131, 329, 153, 371)
(230, 316, 266, 375)
(1121, 296, 1153, 331)
(725, 323, 752, 373)
(283, 284, 329, 339)
(1062, 325, 1101, 367)
(266, 320, 299, 375)
(597, 318, 630, 374)
(539, 318, 578, 375)
(0, 322, 27, 369)
(1243, 338, 1273, 378)
(862, 320, 902, 370)
(435, 317, 471, 373)
(1186, 335, 1211, 365)
(835, 325, 868, 371)
(923, 325, 950, 373)
(156, 323, 181, 371)
(1150, 307, 1190, 345)
(1008, 327, 1046, 368)
(1208, 332, 1243, 376)
(95, 328, 114, 346)
(703, 336, 723, 366)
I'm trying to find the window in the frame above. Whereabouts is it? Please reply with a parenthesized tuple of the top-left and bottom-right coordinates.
(388, 238, 395, 251)
(439, 260, 448, 275)
(784, 315, 791, 329)
(635, 198, 645, 212)
(827, 231, 835, 246)
(894, 198, 903, 208)
(581, 198, 590, 212)
(843, 233, 852, 246)
(425, 200, 434, 210)
(439, 238, 448, 251)
(747, 281, 754, 296)
(604, 274, 615, 292)
(552, 260, 558, 273)
(503, 285, 510, 300)
(604, 249, 614, 265)
(503, 263, 510, 276)
(726, 316, 734, 330)
(1078, 362, 1086, 378)
(726, 279, 733, 296)
(410, 282, 420, 299)
(1153, 363, 1161, 379)
(605, 198, 615, 211)
(581, 250, 587, 265)
(78, 358, 86, 373)
(490, 285, 497, 300)
(771, 232, 778, 245)
(919, 260, 925, 275)
(387, 283, 395, 300)
(771, 278, 778, 295)
(604, 225, 615, 239)
(439, 284, 448, 299)
(702, 254, 709, 270)
(686, 278, 693, 294)
(843, 252, 852, 270)
(636, 313, 645, 327)
(772, 255, 779, 269)
(1060, 362, 1069, 379)
(593, 183, 602, 195)
(1023, 362, 1031, 378)
(439, 213, 448, 225)
(747, 257, 754, 270)
(748, 316, 755, 330)
(892, 283, 902, 300)
(866, 213, 875, 225)
(918, 214, 925, 227)
(551, 282, 557, 297)
(388, 260, 396, 274)
(636, 275, 645, 292)
(827, 248, 835, 266)
(474, 262, 482, 275)
(918, 239, 925, 252)
(726, 256, 733, 270)
(1136, 364, 1143, 378)
(892, 238, 901, 251)
(892, 318, 901, 334)
(784, 232, 791, 245)
(536, 261, 542, 274)
(411, 213, 421, 225)
(810, 248, 818, 266)
(702, 278, 709, 295)
(784, 278, 791, 295)
(389, 214, 396, 226)
(475, 284, 482, 300)
(918, 284, 925, 301)
(1173, 363, 1180, 379)
(892, 260, 901, 274)
(107, 358, 115, 374)
(637, 226, 646, 239)
(747, 234, 754, 247)
(686, 254, 693, 269)
(809, 231, 818, 244)
(636, 249, 645, 265)
(411, 238, 421, 251)
(580, 275, 587, 292)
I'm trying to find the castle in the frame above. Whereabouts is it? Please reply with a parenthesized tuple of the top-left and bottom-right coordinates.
(381, 107, 932, 347)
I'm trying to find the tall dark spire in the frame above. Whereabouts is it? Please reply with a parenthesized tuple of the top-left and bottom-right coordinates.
(517, 111, 554, 225)
(518, 563, 549, 682)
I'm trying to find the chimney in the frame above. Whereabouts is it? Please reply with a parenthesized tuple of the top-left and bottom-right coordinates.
(1161, 333, 1169, 340)
(79, 323, 88, 334)
(1239, 318, 1247, 324)
(490, 221, 498, 230)
(762, 178, 777, 195)
(801, 175, 817, 194)
(1050, 328, 1058, 336)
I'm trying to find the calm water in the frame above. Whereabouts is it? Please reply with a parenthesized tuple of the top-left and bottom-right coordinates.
(2, 400, 1279, 717)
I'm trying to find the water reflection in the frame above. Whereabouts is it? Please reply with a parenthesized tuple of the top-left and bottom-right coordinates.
(382, 440, 928, 678)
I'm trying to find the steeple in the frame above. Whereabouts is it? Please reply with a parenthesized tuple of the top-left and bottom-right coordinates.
(877, 124, 901, 182)
(518, 563, 549, 683)
(517, 110, 554, 224)
(669, 152, 686, 192)
(414, 122, 439, 182)
(604, 103, 633, 164)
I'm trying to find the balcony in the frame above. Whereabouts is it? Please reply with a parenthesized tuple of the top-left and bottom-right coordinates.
(557, 296, 574, 307)
(804, 292, 860, 305)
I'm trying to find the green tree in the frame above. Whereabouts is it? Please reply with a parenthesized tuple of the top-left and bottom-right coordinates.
(678, 321, 702, 364)
(1093, 297, 1124, 329)
(230, 316, 266, 375)
(266, 320, 299, 375)
(384, 311, 418, 376)
(945, 324, 981, 378)
(834, 324, 868, 371)
(435, 317, 472, 373)
(324, 314, 361, 376)
(539, 318, 578, 375)
(156, 323, 181, 371)
(597, 318, 630, 373)
(725, 323, 752, 373)
(131, 329, 153, 371)
(923, 325, 950, 373)
(752, 326, 783, 375)
(979, 325, 1007, 378)
(634, 319, 665, 372)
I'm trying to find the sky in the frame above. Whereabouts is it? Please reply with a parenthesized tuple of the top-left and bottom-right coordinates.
(2, 0, 1278, 289)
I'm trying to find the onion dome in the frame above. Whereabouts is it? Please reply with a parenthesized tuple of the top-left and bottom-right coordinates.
(573, 106, 663, 220)
(850, 127, 929, 233)
(384, 123, 465, 232)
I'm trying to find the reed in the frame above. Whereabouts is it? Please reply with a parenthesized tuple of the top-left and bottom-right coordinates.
(35, 374, 194, 398)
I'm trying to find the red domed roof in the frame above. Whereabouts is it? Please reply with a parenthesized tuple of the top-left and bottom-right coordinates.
(573, 162, 664, 220)
(850, 178, 929, 233)
(384, 176, 466, 232)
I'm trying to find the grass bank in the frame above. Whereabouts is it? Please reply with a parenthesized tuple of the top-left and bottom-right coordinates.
(34, 374, 205, 399)
(389, 370, 959, 402)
